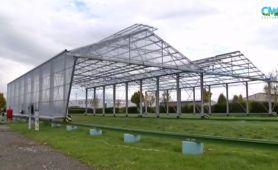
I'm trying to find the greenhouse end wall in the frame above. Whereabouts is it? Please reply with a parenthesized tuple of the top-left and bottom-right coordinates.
(7, 52, 75, 118)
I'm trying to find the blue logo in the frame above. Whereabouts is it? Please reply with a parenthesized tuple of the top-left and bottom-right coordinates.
(261, 6, 278, 17)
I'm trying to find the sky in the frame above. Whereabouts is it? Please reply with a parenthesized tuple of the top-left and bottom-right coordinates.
(0, 0, 278, 101)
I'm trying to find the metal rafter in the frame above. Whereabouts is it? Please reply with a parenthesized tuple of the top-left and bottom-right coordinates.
(66, 24, 272, 91)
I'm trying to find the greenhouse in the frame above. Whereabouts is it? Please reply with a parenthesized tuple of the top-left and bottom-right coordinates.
(6, 24, 275, 119)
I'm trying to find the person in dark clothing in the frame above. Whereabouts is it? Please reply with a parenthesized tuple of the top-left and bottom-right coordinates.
(30, 104, 34, 115)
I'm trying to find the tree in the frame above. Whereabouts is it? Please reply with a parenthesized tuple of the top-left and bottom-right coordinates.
(145, 92, 155, 107)
(203, 88, 212, 103)
(263, 70, 278, 105)
(238, 94, 244, 103)
(161, 91, 171, 106)
(116, 99, 121, 108)
(217, 93, 226, 105)
(232, 94, 244, 104)
(91, 95, 99, 109)
(131, 91, 144, 108)
(232, 95, 239, 103)
(0, 93, 6, 110)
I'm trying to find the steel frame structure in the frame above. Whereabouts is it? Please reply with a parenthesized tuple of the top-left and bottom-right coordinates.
(6, 24, 276, 119)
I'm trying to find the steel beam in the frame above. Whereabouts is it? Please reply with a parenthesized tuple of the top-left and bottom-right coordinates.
(176, 74, 181, 118)
(268, 81, 272, 114)
(156, 77, 160, 118)
(245, 82, 249, 115)
(85, 88, 88, 114)
(145, 92, 148, 114)
(166, 90, 169, 115)
(200, 73, 204, 115)
(139, 80, 143, 117)
(93, 87, 96, 115)
(102, 86, 105, 116)
(113, 84, 116, 116)
(125, 82, 128, 117)
(65, 57, 77, 116)
(193, 87, 196, 114)
(226, 83, 229, 115)
(208, 85, 211, 115)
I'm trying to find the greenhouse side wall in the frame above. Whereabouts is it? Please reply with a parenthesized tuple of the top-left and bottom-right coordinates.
(7, 52, 75, 119)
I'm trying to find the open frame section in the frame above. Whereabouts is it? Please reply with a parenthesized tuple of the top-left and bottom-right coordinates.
(6, 24, 276, 119)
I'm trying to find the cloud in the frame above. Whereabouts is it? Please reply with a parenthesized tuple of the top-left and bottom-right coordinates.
(0, 0, 277, 98)
(254, 23, 278, 50)
(0, 15, 56, 65)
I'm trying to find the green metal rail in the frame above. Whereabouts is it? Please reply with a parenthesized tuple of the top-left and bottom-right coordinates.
(64, 121, 278, 148)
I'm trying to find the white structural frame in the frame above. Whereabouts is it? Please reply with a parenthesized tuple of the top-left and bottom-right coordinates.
(6, 24, 276, 119)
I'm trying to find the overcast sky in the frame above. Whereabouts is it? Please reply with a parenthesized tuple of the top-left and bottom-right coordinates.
(0, 0, 278, 100)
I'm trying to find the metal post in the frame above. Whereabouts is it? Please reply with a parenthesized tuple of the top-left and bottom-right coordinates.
(145, 92, 148, 114)
(125, 82, 128, 117)
(200, 73, 204, 115)
(102, 86, 105, 116)
(268, 81, 272, 114)
(245, 82, 249, 115)
(176, 74, 181, 118)
(193, 87, 196, 114)
(139, 80, 143, 117)
(226, 83, 229, 115)
(166, 90, 169, 115)
(208, 85, 212, 115)
(65, 58, 77, 116)
(85, 88, 88, 114)
(93, 87, 96, 115)
(156, 77, 160, 118)
(113, 84, 116, 117)
(49, 61, 54, 111)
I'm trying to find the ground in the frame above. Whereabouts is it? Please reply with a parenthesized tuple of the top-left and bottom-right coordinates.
(0, 123, 92, 170)
(7, 114, 278, 170)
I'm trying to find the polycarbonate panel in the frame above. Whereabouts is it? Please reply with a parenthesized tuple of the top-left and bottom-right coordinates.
(7, 52, 74, 118)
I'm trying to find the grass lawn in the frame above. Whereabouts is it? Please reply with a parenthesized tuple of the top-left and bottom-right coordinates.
(72, 114, 278, 141)
(10, 120, 278, 170)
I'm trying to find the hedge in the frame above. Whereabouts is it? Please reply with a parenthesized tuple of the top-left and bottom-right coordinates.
(68, 101, 278, 114)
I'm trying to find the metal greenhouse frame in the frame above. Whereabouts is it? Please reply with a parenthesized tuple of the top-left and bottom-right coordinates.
(6, 24, 276, 119)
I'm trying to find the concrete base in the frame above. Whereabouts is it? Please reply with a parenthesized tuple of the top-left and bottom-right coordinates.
(89, 128, 102, 136)
(182, 141, 204, 155)
(66, 125, 77, 131)
(124, 133, 140, 143)
(51, 123, 62, 128)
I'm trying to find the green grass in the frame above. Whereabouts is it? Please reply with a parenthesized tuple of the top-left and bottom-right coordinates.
(72, 114, 278, 141)
(9, 122, 278, 170)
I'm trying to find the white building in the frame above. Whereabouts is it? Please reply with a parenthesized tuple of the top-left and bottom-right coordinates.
(244, 93, 277, 102)
(68, 99, 136, 108)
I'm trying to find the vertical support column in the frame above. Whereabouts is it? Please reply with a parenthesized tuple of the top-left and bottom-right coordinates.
(166, 90, 169, 115)
(38, 68, 43, 113)
(125, 82, 128, 117)
(226, 83, 229, 116)
(193, 87, 196, 114)
(49, 61, 54, 112)
(139, 80, 143, 117)
(176, 74, 181, 118)
(65, 57, 77, 116)
(268, 81, 272, 114)
(208, 85, 211, 115)
(145, 92, 148, 114)
(93, 87, 96, 115)
(102, 86, 105, 116)
(200, 73, 204, 115)
(63, 55, 67, 111)
(85, 88, 88, 114)
(245, 82, 249, 115)
(156, 77, 160, 118)
(113, 84, 116, 117)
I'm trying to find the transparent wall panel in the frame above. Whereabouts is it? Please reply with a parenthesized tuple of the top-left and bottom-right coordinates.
(7, 53, 74, 118)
